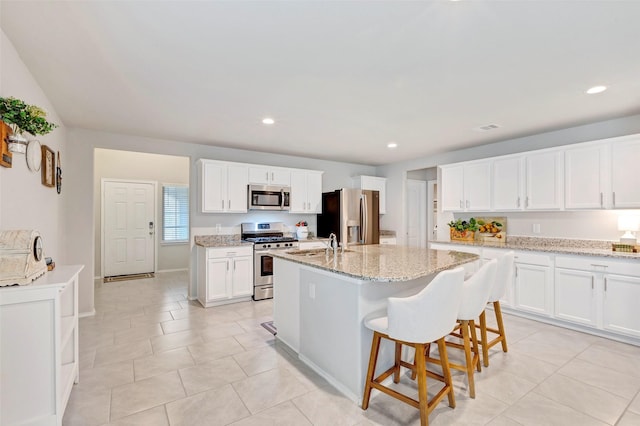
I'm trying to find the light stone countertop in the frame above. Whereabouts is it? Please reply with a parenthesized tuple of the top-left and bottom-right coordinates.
(271, 244, 478, 282)
(194, 235, 253, 248)
(431, 236, 640, 260)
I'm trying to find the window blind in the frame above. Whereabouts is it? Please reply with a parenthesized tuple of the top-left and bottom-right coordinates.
(163, 185, 189, 242)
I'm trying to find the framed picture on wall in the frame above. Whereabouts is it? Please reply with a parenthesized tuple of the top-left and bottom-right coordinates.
(41, 144, 55, 187)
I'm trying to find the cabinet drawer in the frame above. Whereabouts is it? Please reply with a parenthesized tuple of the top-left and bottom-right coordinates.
(514, 251, 553, 266)
(556, 255, 640, 276)
(207, 246, 253, 259)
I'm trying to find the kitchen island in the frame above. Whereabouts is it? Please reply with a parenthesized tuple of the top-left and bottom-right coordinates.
(271, 245, 478, 403)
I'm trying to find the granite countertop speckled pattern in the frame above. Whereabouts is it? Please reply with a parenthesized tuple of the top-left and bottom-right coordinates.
(194, 235, 253, 248)
(432, 236, 640, 260)
(271, 245, 478, 282)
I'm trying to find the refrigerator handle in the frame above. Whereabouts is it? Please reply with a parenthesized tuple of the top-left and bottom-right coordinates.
(362, 194, 368, 244)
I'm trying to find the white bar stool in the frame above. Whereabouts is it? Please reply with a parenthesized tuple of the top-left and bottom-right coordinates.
(427, 259, 497, 399)
(479, 251, 515, 367)
(361, 267, 465, 426)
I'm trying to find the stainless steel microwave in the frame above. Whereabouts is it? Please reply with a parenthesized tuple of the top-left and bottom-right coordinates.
(248, 185, 291, 211)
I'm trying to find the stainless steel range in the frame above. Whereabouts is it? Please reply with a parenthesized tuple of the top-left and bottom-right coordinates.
(241, 222, 298, 300)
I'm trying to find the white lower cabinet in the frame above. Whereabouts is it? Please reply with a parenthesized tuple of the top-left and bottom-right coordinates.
(514, 252, 554, 316)
(602, 274, 640, 337)
(554, 267, 597, 326)
(197, 246, 253, 307)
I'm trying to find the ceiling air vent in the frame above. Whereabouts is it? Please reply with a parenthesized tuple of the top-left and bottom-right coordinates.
(473, 124, 501, 132)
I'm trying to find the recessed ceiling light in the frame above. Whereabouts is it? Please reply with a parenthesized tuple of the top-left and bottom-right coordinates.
(387, 142, 398, 149)
(262, 117, 275, 125)
(586, 85, 607, 94)
(473, 124, 501, 132)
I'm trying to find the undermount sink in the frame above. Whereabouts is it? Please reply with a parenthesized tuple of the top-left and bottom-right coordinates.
(286, 248, 353, 257)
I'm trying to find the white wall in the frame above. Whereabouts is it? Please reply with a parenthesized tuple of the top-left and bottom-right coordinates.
(377, 114, 640, 244)
(66, 127, 377, 314)
(0, 29, 67, 263)
(94, 149, 190, 277)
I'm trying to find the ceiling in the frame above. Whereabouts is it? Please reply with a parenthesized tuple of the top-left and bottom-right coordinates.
(2, 1, 639, 166)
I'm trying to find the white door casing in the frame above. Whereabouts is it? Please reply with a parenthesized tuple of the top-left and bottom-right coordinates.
(406, 179, 427, 248)
(102, 179, 156, 277)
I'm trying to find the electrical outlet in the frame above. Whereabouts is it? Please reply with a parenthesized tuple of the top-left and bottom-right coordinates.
(533, 223, 541, 234)
(309, 283, 316, 299)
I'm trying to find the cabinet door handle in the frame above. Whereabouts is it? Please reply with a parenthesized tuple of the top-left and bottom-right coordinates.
(591, 275, 594, 290)
(525, 196, 529, 208)
(466, 200, 470, 208)
(228, 200, 231, 209)
(271, 172, 274, 181)
(266, 172, 269, 181)
(590, 263, 608, 268)
(612, 192, 616, 207)
(517, 197, 520, 208)
(604, 277, 607, 292)
(233, 260, 236, 270)
(459, 200, 463, 209)
(600, 192, 604, 208)
(226, 260, 229, 271)
(221, 200, 224, 209)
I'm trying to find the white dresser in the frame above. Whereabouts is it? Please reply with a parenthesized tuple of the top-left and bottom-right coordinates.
(0, 265, 84, 426)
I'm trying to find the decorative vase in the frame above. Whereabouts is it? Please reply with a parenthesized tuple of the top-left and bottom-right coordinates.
(7, 133, 28, 154)
(449, 228, 475, 242)
(296, 226, 309, 240)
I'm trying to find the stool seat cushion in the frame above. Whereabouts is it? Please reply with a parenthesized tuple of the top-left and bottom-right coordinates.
(365, 316, 389, 334)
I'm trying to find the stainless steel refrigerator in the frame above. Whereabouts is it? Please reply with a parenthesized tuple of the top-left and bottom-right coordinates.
(317, 189, 379, 245)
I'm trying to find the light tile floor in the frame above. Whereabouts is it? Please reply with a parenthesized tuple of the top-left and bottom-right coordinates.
(63, 271, 640, 425)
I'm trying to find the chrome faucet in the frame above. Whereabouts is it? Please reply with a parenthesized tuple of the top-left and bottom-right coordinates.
(327, 233, 338, 255)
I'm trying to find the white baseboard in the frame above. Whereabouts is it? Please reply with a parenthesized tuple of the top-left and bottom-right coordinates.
(79, 309, 96, 318)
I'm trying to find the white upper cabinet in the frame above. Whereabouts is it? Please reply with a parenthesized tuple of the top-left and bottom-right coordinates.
(290, 170, 323, 214)
(248, 166, 291, 186)
(440, 165, 464, 211)
(565, 143, 608, 209)
(440, 161, 491, 212)
(524, 150, 564, 210)
(353, 175, 387, 214)
(201, 160, 249, 213)
(610, 135, 640, 208)
(492, 156, 524, 210)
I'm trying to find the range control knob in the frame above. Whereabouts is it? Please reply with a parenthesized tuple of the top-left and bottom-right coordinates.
(276, 243, 281, 248)
(262, 244, 268, 249)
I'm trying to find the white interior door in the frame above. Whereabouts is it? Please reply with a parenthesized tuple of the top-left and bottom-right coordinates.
(406, 179, 427, 248)
(103, 180, 156, 277)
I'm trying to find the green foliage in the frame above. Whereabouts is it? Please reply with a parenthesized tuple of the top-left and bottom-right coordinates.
(447, 218, 479, 232)
(0, 96, 58, 136)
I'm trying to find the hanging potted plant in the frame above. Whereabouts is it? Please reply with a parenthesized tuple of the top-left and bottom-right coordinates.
(448, 218, 478, 242)
(0, 96, 57, 154)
